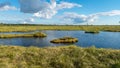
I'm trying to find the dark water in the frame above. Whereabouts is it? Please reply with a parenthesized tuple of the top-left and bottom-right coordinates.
(0, 31, 120, 49)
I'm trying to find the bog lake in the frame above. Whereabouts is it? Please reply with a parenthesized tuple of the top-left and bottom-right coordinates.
(0, 30, 120, 49)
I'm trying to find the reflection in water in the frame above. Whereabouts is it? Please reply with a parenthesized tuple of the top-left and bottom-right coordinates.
(0, 31, 120, 49)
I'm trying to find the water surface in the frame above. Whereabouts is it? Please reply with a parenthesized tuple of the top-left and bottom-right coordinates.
(0, 31, 120, 49)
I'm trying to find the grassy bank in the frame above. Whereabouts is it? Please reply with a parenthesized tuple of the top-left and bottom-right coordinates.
(0, 25, 119, 32)
(0, 45, 120, 68)
(0, 32, 47, 38)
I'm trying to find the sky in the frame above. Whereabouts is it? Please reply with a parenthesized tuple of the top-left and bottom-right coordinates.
(0, 0, 120, 25)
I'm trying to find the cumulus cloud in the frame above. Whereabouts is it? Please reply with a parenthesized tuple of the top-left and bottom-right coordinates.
(33, 0, 57, 19)
(61, 10, 120, 23)
(19, 0, 81, 19)
(0, 2, 17, 11)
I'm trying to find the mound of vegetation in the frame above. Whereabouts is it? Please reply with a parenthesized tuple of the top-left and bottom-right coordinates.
(0, 32, 47, 38)
(50, 37, 78, 43)
(33, 32, 47, 37)
(0, 45, 120, 68)
(85, 31, 99, 34)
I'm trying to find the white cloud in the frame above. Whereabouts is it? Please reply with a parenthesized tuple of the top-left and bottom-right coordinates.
(60, 12, 97, 23)
(19, 0, 81, 19)
(23, 18, 35, 24)
(33, 9, 57, 19)
(0, 2, 17, 11)
(0, 5, 17, 11)
(56, 2, 82, 10)
(93, 10, 120, 16)
(61, 10, 120, 23)
(33, 0, 57, 19)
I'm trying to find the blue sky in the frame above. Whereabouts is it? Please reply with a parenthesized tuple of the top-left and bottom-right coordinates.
(0, 0, 120, 25)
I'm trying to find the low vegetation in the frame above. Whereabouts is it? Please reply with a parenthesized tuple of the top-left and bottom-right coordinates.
(85, 31, 99, 34)
(50, 37, 78, 43)
(0, 25, 119, 32)
(0, 32, 47, 38)
(0, 45, 120, 68)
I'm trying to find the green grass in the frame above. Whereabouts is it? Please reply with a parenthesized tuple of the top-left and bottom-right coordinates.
(0, 45, 120, 68)
(0, 25, 119, 32)
(0, 32, 47, 38)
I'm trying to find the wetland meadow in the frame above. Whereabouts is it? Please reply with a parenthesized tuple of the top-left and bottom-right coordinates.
(0, 25, 120, 68)
(0, 0, 120, 68)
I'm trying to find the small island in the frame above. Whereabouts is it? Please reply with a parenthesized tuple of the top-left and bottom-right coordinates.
(85, 31, 99, 34)
(50, 37, 78, 43)
(0, 32, 47, 38)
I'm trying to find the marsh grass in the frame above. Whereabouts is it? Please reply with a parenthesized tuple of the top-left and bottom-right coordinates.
(0, 45, 120, 68)
(0, 25, 119, 32)
(0, 32, 47, 38)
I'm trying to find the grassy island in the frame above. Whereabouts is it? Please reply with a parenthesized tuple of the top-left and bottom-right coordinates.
(85, 31, 99, 34)
(50, 37, 78, 43)
(0, 32, 47, 38)
(0, 45, 120, 68)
